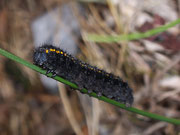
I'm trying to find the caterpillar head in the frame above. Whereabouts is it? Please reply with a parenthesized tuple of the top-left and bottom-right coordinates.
(33, 47, 48, 67)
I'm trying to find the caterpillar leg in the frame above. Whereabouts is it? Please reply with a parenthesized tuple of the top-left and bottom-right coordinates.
(46, 69, 57, 77)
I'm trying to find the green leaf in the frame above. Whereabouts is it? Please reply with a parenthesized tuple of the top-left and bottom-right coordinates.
(0, 47, 180, 125)
(86, 18, 180, 43)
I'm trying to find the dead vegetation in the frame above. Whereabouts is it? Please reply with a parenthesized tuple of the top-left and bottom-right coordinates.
(0, 0, 180, 135)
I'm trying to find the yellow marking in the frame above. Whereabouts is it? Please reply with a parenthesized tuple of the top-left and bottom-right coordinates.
(46, 50, 49, 53)
(64, 53, 67, 56)
(60, 51, 63, 54)
(50, 49, 55, 51)
(56, 51, 60, 53)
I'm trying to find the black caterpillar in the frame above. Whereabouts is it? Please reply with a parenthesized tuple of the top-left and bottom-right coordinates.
(33, 45, 134, 106)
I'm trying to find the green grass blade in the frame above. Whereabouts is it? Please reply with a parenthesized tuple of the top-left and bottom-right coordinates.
(0, 47, 180, 125)
(86, 18, 180, 43)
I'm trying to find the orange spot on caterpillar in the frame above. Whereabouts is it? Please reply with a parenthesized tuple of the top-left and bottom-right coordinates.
(56, 51, 60, 53)
(60, 51, 63, 54)
(50, 49, 55, 52)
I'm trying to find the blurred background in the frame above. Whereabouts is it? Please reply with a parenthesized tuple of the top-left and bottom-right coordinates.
(0, 0, 180, 135)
